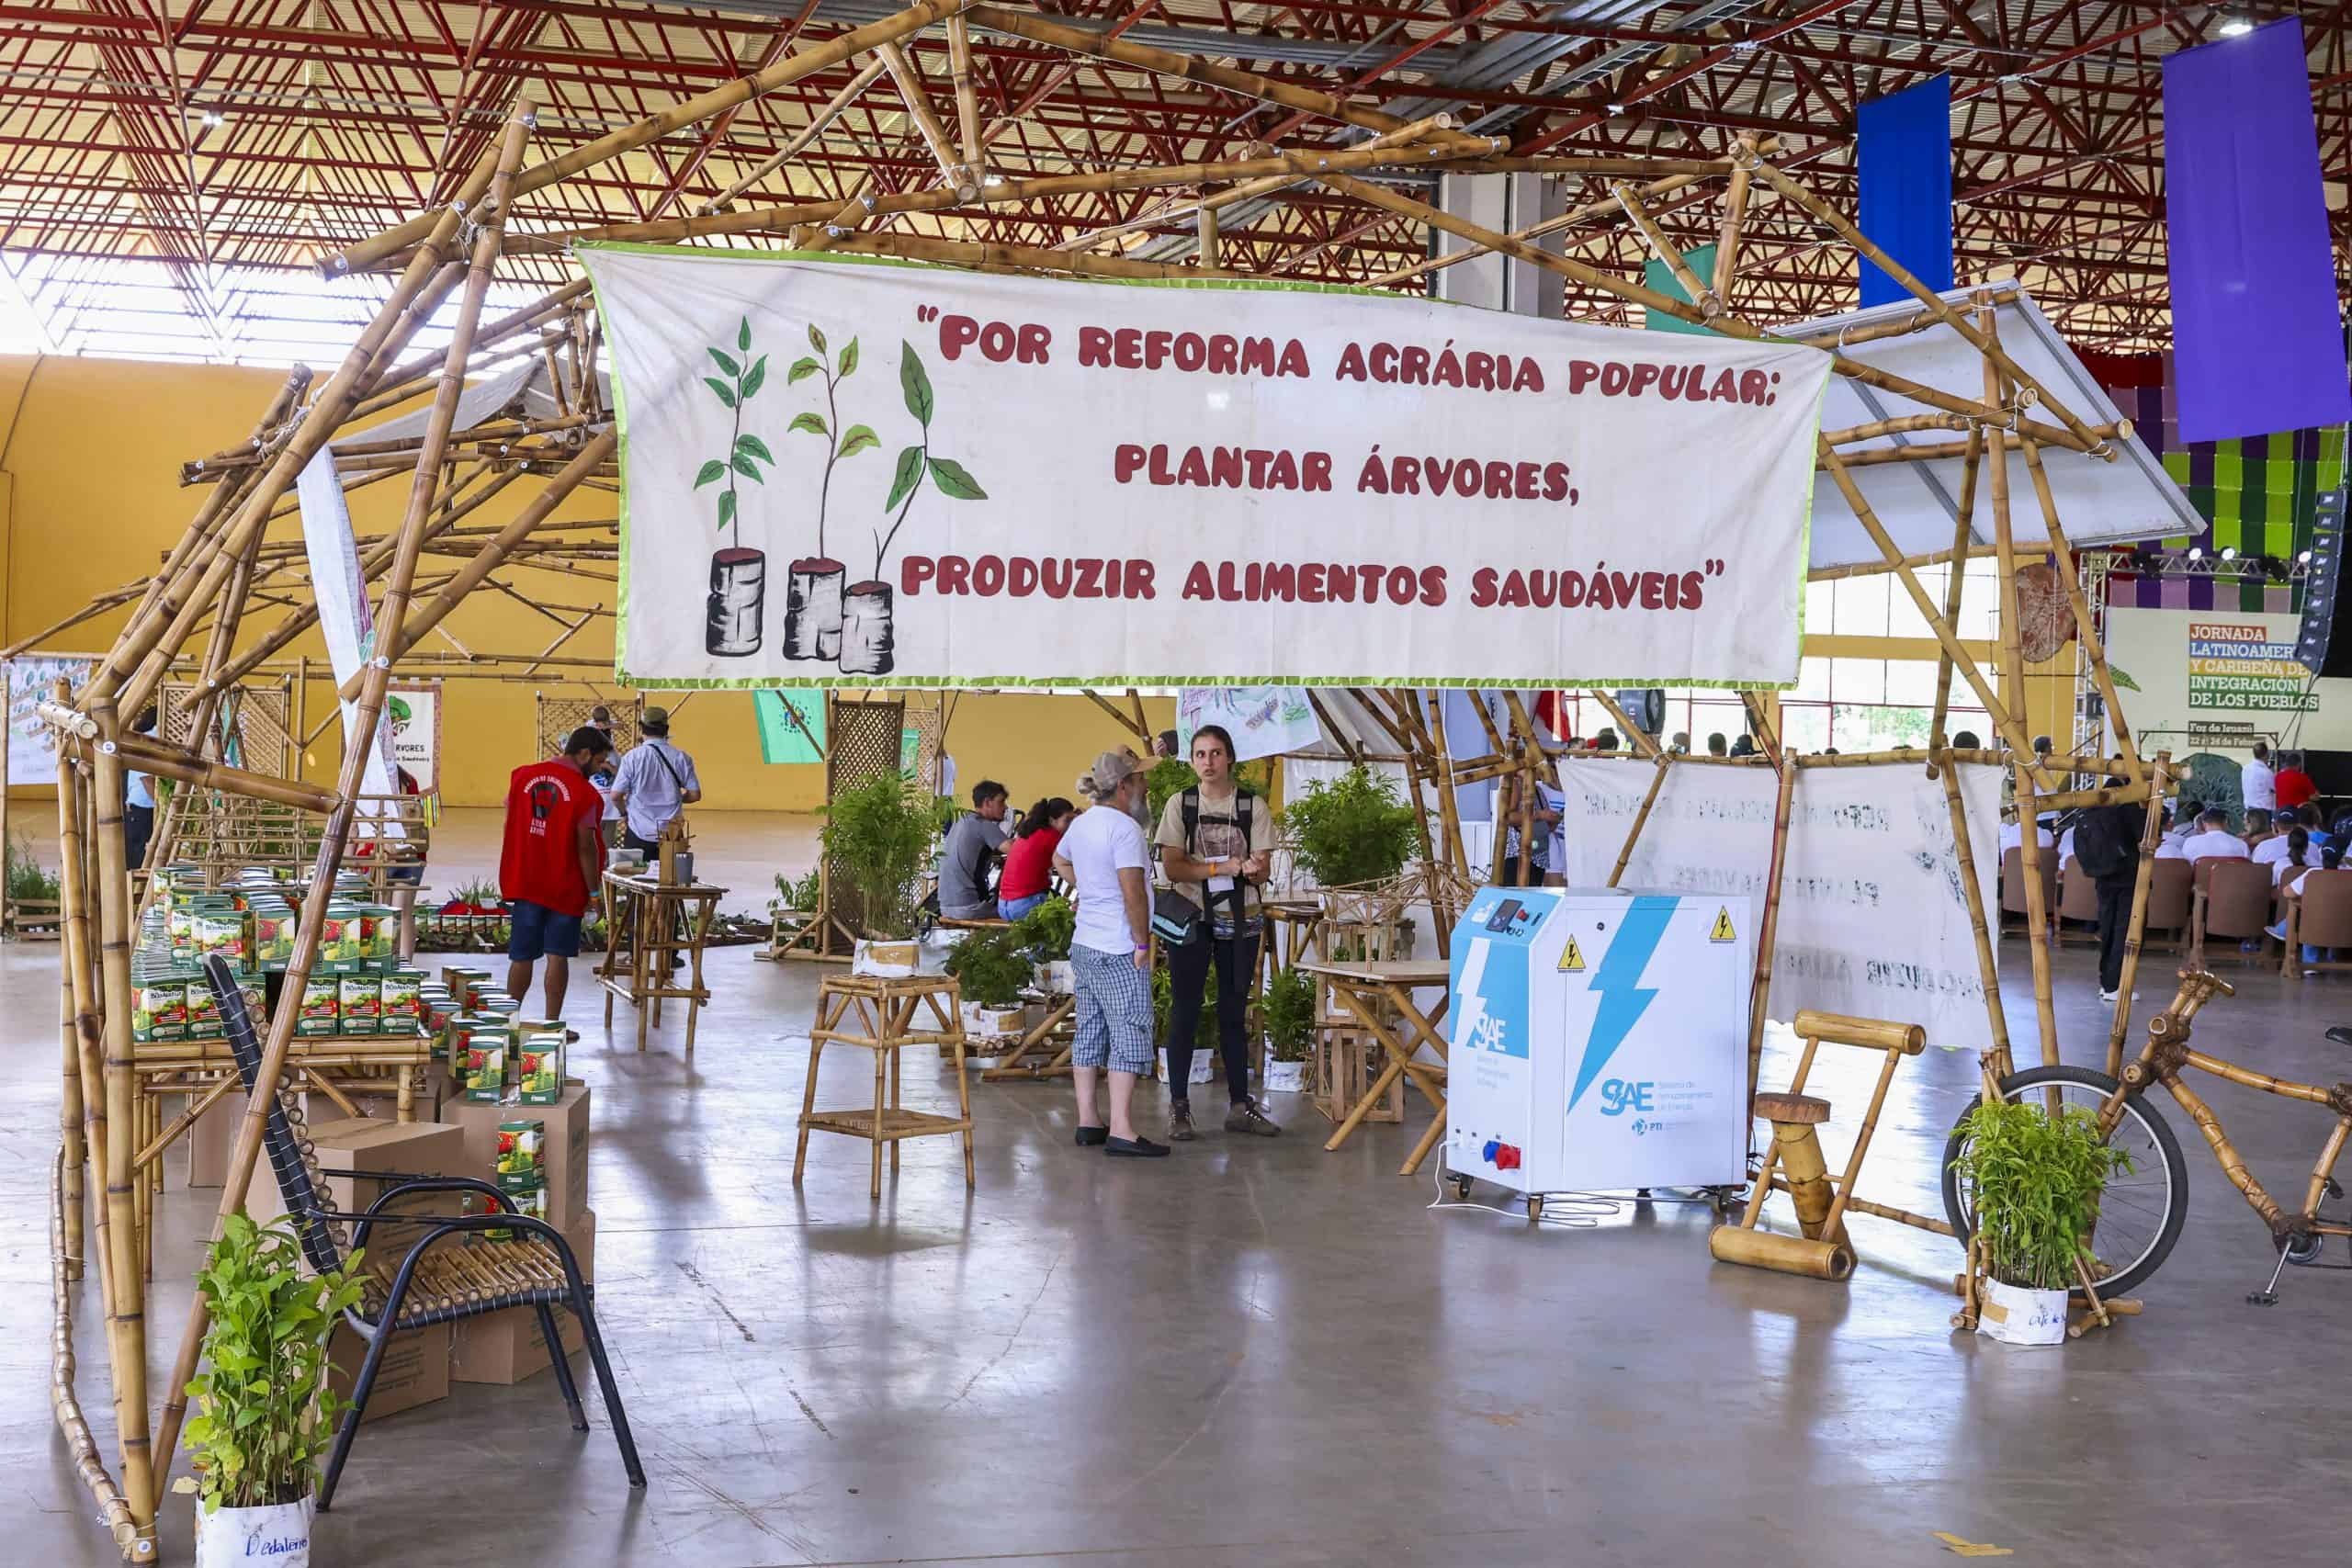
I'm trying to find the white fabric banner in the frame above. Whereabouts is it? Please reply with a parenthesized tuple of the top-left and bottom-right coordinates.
(296, 452, 402, 832)
(6, 654, 94, 783)
(1553, 758, 2002, 1051)
(582, 247, 1833, 688)
(1176, 686, 1317, 762)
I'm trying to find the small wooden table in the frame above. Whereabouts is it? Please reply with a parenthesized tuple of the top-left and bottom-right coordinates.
(1297, 959, 1453, 1176)
(796, 974, 976, 1199)
(979, 989, 1076, 1080)
(596, 870, 727, 1052)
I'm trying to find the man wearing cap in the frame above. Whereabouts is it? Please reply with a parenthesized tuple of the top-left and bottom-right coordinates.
(609, 705, 703, 860)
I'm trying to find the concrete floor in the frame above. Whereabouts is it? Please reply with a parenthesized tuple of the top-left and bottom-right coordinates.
(6, 821, 2352, 1564)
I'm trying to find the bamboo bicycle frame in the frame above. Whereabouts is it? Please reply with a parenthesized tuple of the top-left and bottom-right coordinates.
(2105, 974, 2352, 1247)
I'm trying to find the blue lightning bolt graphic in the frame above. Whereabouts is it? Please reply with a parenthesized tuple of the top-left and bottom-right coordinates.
(1569, 897, 1679, 1111)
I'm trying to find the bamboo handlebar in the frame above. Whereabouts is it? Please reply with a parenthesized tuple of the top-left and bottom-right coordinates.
(1792, 1010, 1927, 1055)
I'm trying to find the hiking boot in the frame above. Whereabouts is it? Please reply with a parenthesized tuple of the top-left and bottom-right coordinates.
(1225, 1099, 1282, 1137)
(1168, 1100, 1197, 1142)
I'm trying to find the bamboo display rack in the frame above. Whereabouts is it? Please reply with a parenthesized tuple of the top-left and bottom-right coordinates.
(795, 973, 976, 1199)
(16, 9, 2177, 1554)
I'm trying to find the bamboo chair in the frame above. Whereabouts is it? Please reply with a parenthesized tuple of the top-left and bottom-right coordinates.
(2282, 870, 2352, 978)
(2143, 858, 2195, 953)
(2190, 860, 2275, 969)
(1998, 846, 2058, 938)
(2054, 858, 2100, 947)
(199, 957, 644, 1511)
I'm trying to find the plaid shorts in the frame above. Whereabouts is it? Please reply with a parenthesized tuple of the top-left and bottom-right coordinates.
(1069, 944, 1154, 1074)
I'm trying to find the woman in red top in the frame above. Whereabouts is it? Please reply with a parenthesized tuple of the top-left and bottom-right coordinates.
(997, 797, 1075, 919)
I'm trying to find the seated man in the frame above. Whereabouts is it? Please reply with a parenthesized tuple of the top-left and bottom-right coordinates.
(2254, 807, 2301, 867)
(939, 779, 1012, 919)
(2180, 808, 2252, 864)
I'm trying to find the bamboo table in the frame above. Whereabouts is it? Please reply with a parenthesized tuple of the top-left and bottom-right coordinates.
(979, 990, 1076, 1080)
(1256, 898, 1324, 991)
(595, 870, 727, 1053)
(1296, 959, 1453, 1176)
(796, 974, 976, 1199)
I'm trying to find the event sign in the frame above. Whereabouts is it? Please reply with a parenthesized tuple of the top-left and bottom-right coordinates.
(2102, 605, 2352, 752)
(1552, 758, 2003, 1051)
(582, 248, 1833, 688)
(385, 683, 441, 791)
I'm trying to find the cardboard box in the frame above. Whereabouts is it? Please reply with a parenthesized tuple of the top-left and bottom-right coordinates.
(329, 1320, 449, 1423)
(248, 1117, 468, 1235)
(437, 1079, 590, 1231)
(448, 1210, 597, 1385)
(184, 1091, 236, 1188)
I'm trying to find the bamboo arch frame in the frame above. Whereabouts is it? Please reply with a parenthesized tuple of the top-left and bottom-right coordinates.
(28, 7, 2166, 1557)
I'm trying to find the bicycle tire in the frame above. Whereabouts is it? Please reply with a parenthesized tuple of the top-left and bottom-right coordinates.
(1940, 1065, 2189, 1298)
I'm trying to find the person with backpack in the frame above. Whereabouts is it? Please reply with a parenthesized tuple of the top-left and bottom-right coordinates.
(1152, 724, 1281, 1141)
(2068, 789, 2144, 1003)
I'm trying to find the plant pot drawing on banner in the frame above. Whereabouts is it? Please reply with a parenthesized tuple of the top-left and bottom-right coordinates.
(852, 341, 988, 675)
(781, 324, 878, 662)
(696, 316, 775, 656)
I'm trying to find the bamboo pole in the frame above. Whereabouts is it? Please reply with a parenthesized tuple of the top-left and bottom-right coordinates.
(1818, 424, 2128, 471)
(1616, 183, 1722, 321)
(876, 39, 977, 201)
(51, 1149, 147, 1561)
(1370, 166, 1716, 289)
(1587, 688, 1662, 759)
(1739, 691, 1782, 767)
(129, 367, 309, 630)
(1740, 155, 2107, 452)
(356, 280, 595, 406)
(1937, 751, 2015, 1081)
(1711, 134, 1756, 302)
(1979, 298, 2059, 1072)
(1609, 755, 1672, 887)
(55, 721, 114, 1318)
(2105, 752, 2172, 1078)
(2020, 430, 2144, 779)
(103, 733, 338, 812)
(790, 229, 1252, 281)
(1747, 753, 1798, 1116)
(58, 919, 83, 1283)
(701, 58, 889, 214)
(1424, 694, 1472, 890)
(946, 13, 983, 185)
(323, 0, 967, 276)
(1317, 173, 2033, 439)
(1824, 414, 1974, 446)
(1930, 431, 1984, 746)
(152, 102, 535, 1485)
(1196, 205, 1220, 268)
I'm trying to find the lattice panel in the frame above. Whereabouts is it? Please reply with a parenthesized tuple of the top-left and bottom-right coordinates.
(822, 697, 908, 951)
(903, 691, 943, 795)
(158, 679, 291, 779)
(536, 694, 640, 758)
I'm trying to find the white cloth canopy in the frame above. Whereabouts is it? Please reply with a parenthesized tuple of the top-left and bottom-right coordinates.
(1780, 283, 2199, 572)
(331, 359, 610, 451)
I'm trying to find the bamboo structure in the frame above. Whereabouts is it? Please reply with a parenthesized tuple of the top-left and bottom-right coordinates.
(24, 9, 2170, 1552)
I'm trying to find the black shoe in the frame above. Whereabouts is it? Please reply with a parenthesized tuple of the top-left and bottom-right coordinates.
(1224, 1099, 1281, 1137)
(1168, 1100, 1196, 1142)
(1074, 1125, 1109, 1146)
(1105, 1135, 1170, 1157)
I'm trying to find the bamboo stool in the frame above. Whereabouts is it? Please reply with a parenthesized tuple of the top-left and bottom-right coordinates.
(1709, 1010, 1948, 1280)
(595, 869, 725, 1053)
(795, 974, 975, 1199)
(979, 991, 1076, 1080)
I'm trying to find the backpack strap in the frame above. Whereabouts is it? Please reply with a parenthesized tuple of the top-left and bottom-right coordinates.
(1182, 787, 1201, 856)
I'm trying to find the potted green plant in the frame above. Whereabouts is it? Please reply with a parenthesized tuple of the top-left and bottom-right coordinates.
(1284, 765, 1419, 888)
(1010, 895, 1076, 995)
(1261, 965, 1316, 1094)
(820, 773, 933, 975)
(176, 1213, 368, 1568)
(945, 927, 1032, 1051)
(1150, 963, 1219, 1086)
(1950, 1100, 2133, 1346)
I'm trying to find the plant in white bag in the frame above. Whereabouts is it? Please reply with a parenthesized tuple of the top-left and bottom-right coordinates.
(1951, 1098, 2132, 1345)
(782, 322, 877, 661)
(177, 1213, 368, 1565)
(854, 341, 987, 673)
(695, 315, 775, 657)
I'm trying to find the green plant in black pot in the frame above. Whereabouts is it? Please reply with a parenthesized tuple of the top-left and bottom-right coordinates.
(1284, 765, 1419, 887)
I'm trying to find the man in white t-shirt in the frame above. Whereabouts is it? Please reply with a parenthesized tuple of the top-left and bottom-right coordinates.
(2181, 809, 2252, 864)
(1051, 750, 1168, 1158)
(2254, 807, 2303, 867)
(2242, 742, 2277, 815)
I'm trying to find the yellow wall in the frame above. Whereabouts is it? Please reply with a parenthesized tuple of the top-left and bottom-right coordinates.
(0, 353, 1170, 811)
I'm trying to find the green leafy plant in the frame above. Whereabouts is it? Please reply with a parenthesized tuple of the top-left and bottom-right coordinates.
(694, 315, 773, 536)
(1009, 895, 1074, 961)
(945, 927, 1032, 1009)
(1283, 765, 1419, 886)
(1261, 966, 1316, 1064)
(1950, 1100, 2133, 1292)
(449, 876, 502, 908)
(773, 866, 821, 911)
(785, 322, 875, 560)
(177, 1213, 367, 1513)
(6, 831, 60, 904)
(1145, 756, 1274, 823)
(874, 342, 987, 581)
(820, 773, 935, 940)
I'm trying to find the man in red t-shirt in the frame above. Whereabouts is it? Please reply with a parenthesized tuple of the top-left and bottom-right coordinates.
(2276, 749, 2319, 812)
(500, 726, 613, 1021)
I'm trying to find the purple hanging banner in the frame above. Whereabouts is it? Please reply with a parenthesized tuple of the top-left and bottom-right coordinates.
(2165, 18, 2351, 443)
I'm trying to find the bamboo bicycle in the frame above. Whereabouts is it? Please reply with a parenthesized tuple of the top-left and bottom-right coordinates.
(1940, 971, 2352, 1303)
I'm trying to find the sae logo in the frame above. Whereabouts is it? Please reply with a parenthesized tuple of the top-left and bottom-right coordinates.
(1598, 1078, 1655, 1118)
(1462, 1010, 1510, 1055)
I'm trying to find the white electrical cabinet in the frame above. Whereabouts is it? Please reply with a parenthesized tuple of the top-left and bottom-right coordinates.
(1444, 886, 1754, 1200)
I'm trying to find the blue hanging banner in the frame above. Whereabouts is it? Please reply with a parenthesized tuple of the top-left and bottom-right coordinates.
(1856, 75, 1954, 308)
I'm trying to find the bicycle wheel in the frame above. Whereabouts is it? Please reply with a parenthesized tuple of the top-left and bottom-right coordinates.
(1940, 1065, 2188, 1297)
